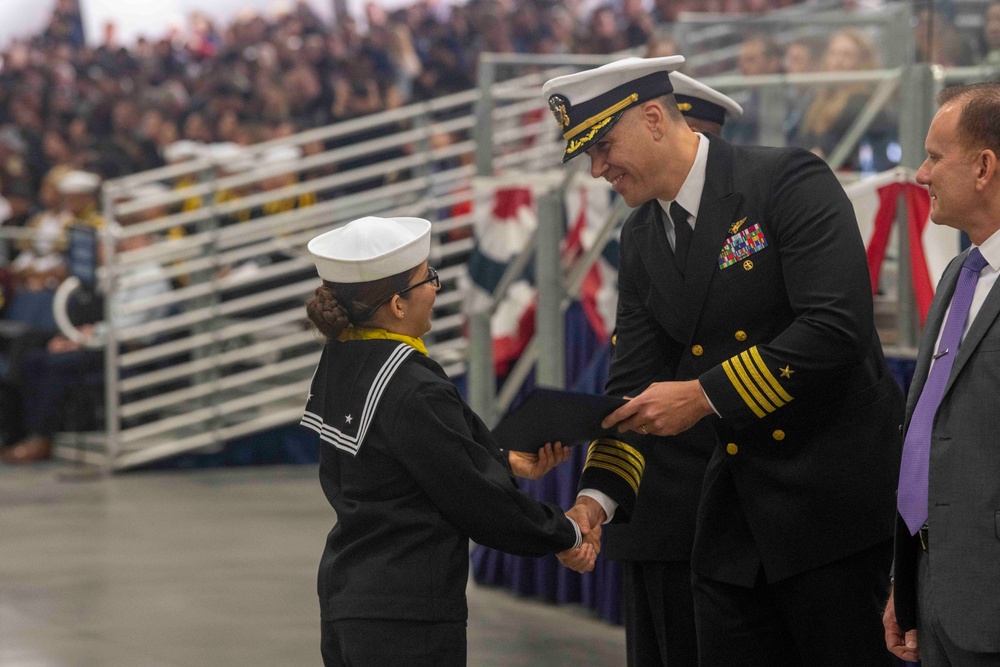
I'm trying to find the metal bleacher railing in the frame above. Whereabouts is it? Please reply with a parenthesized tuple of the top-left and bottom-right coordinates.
(13, 1, 997, 469)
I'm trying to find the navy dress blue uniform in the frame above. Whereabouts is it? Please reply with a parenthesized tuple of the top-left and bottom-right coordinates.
(541, 56, 902, 666)
(589, 72, 744, 667)
(302, 336, 580, 667)
(588, 135, 904, 666)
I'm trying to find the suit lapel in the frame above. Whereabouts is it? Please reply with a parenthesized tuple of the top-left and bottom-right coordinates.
(945, 260, 1000, 396)
(683, 137, 742, 329)
(635, 201, 689, 342)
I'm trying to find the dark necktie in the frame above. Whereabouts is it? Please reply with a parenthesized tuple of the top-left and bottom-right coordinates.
(671, 201, 692, 272)
(897, 247, 989, 535)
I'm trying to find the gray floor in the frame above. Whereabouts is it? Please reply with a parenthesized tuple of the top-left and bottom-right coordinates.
(0, 463, 625, 666)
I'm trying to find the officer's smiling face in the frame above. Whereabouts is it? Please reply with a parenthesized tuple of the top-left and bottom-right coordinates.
(585, 109, 658, 207)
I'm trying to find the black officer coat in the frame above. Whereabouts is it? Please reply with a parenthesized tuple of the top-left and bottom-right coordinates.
(302, 338, 579, 622)
(582, 136, 904, 584)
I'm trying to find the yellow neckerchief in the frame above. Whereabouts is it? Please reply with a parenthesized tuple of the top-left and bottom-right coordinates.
(337, 327, 428, 356)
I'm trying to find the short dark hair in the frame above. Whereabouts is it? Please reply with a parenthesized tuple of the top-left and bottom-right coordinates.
(938, 82, 1000, 156)
(654, 93, 686, 123)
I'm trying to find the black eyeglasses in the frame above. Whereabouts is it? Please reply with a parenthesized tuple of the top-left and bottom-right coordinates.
(361, 267, 440, 319)
(396, 266, 440, 296)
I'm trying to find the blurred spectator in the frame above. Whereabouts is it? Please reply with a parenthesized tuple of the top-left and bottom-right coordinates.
(645, 28, 679, 59)
(0, 180, 39, 263)
(582, 5, 626, 55)
(792, 28, 896, 171)
(984, 1, 1000, 66)
(914, 4, 976, 66)
(723, 33, 781, 145)
(621, 0, 655, 50)
(782, 36, 825, 142)
(9, 169, 98, 297)
(651, 0, 694, 23)
(1, 184, 172, 465)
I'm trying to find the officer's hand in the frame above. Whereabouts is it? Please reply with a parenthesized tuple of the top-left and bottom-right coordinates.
(601, 380, 713, 436)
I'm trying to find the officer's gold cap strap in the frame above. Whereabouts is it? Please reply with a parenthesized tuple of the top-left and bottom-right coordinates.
(563, 93, 639, 141)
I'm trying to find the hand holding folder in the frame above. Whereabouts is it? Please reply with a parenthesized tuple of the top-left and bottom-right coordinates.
(491, 388, 628, 452)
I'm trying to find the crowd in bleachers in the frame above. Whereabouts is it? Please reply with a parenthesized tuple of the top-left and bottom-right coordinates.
(1, 0, 1000, 463)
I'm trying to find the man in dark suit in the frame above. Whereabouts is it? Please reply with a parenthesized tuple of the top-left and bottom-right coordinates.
(883, 82, 1000, 666)
(543, 56, 904, 666)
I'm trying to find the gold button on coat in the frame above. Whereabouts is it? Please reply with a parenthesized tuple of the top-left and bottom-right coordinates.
(726, 443, 738, 455)
(773, 430, 785, 441)
(735, 330, 747, 342)
(692, 345, 704, 356)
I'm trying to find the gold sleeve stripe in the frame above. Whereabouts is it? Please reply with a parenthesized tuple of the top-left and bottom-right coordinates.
(730, 355, 776, 414)
(564, 93, 639, 140)
(583, 453, 642, 485)
(588, 453, 641, 488)
(585, 461, 640, 495)
(740, 350, 785, 409)
(585, 438, 645, 494)
(590, 438, 645, 470)
(749, 346, 793, 402)
(723, 359, 767, 418)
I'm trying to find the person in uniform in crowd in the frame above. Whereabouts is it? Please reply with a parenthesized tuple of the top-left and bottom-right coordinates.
(883, 82, 1000, 666)
(301, 216, 602, 667)
(543, 56, 904, 666)
(9, 169, 97, 293)
(4, 169, 101, 335)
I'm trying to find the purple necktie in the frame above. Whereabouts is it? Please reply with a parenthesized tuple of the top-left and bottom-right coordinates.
(897, 247, 989, 535)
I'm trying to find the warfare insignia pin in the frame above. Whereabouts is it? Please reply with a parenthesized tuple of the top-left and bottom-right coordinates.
(548, 95, 571, 129)
(729, 217, 747, 234)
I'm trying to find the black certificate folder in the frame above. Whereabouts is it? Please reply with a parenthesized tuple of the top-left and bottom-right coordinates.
(492, 388, 628, 452)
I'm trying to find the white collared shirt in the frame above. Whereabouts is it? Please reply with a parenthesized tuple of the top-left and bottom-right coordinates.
(929, 227, 1000, 365)
(656, 132, 709, 249)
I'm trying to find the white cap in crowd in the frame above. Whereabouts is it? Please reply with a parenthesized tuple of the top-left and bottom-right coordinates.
(541, 55, 685, 162)
(261, 144, 303, 165)
(163, 140, 205, 163)
(669, 71, 743, 126)
(207, 142, 245, 164)
(58, 170, 102, 194)
(128, 182, 171, 201)
(308, 216, 432, 284)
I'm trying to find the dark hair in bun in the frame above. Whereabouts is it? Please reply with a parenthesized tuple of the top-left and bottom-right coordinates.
(306, 266, 419, 340)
